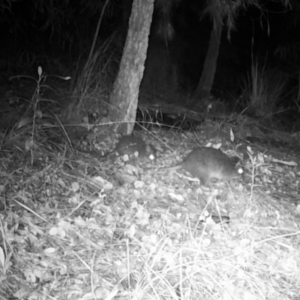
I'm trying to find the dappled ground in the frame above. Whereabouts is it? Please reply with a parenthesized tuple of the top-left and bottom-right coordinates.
(1, 122, 300, 300)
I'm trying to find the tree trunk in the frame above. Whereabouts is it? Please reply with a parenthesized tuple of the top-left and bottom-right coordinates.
(109, 0, 155, 134)
(194, 21, 223, 101)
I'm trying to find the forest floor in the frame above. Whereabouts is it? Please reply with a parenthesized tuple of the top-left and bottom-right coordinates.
(1, 123, 300, 300)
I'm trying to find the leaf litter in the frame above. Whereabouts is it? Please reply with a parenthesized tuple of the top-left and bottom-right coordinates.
(0, 132, 300, 300)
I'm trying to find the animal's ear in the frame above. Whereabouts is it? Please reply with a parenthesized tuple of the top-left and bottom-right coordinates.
(229, 156, 240, 166)
(146, 145, 155, 154)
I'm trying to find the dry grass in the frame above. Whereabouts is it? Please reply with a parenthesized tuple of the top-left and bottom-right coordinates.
(243, 60, 287, 119)
(1, 59, 299, 300)
(1, 132, 300, 300)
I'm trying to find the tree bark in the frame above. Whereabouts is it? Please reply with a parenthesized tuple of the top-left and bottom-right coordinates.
(109, 0, 155, 134)
(194, 21, 223, 101)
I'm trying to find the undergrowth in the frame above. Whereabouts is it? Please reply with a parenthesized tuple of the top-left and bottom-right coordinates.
(0, 127, 300, 300)
(0, 53, 299, 300)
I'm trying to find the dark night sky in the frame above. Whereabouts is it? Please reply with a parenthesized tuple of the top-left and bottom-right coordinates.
(1, 0, 299, 96)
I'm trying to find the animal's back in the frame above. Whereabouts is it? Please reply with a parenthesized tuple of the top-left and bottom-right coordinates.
(167, 147, 240, 185)
(115, 136, 144, 155)
(114, 135, 156, 161)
